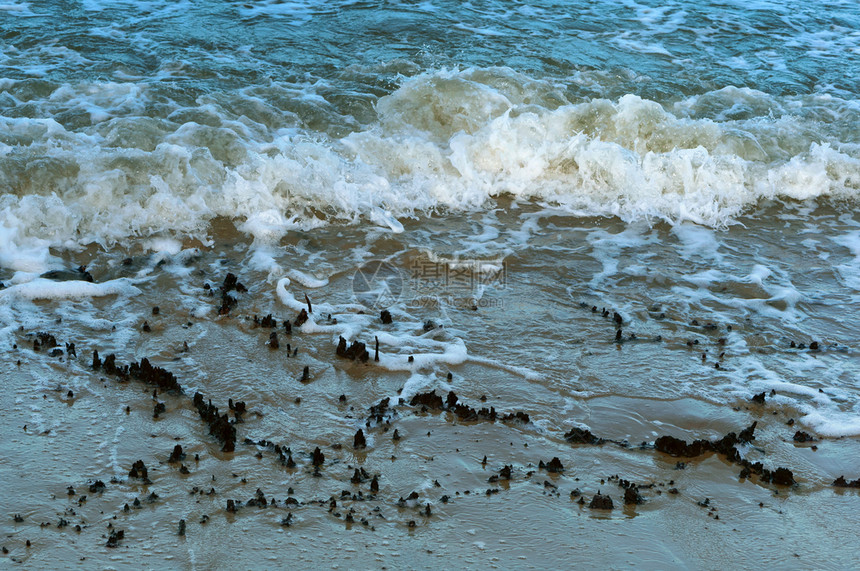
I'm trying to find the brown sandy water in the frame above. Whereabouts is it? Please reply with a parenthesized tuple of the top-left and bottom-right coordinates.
(2, 203, 860, 569)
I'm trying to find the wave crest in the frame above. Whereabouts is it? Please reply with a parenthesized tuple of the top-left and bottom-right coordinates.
(1, 67, 858, 270)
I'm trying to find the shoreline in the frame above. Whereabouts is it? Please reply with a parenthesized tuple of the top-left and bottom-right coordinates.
(3, 270, 860, 568)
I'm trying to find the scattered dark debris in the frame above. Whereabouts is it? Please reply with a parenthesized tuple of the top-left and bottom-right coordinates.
(833, 476, 860, 488)
(655, 422, 757, 460)
(406, 389, 531, 425)
(588, 492, 613, 510)
(337, 336, 369, 362)
(539, 457, 564, 473)
(397, 491, 420, 507)
(193, 392, 236, 452)
(88, 480, 106, 494)
(128, 460, 149, 482)
(105, 530, 124, 548)
(246, 489, 268, 508)
(169, 444, 186, 463)
(655, 422, 794, 486)
(564, 427, 602, 445)
(42, 266, 93, 283)
(488, 465, 512, 483)
(353, 429, 367, 449)
(218, 273, 247, 315)
(619, 480, 645, 505)
(294, 309, 309, 328)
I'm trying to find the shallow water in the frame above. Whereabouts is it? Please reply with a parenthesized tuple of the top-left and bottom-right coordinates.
(3, 206, 860, 567)
(2, 0, 860, 568)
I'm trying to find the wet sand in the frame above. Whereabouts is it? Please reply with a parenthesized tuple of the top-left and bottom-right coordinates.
(3, 211, 860, 569)
(4, 353, 860, 569)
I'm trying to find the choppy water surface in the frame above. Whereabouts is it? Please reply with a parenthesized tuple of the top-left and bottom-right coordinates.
(2, 0, 860, 568)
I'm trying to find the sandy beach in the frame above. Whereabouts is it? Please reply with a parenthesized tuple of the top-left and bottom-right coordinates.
(3, 211, 860, 569)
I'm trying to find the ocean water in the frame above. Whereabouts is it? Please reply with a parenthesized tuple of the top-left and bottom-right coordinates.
(2, 1, 860, 566)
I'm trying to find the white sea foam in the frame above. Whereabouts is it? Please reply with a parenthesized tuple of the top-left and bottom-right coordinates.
(0, 68, 858, 272)
(144, 237, 183, 255)
(286, 269, 329, 289)
(612, 36, 674, 57)
(237, 0, 327, 21)
(274, 274, 478, 378)
(0, 1, 31, 13)
(0, 277, 140, 302)
(831, 230, 860, 291)
(799, 409, 860, 438)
